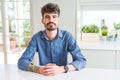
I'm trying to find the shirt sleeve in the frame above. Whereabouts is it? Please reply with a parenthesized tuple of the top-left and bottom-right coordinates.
(67, 33, 87, 70)
(17, 36, 37, 71)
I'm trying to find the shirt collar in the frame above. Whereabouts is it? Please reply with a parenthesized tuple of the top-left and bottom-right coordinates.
(42, 28, 63, 40)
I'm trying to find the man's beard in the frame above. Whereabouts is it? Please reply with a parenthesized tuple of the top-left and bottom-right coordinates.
(45, 22, 57, 31)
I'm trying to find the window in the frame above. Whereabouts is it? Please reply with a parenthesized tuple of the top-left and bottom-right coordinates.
(82, 6, 120, 29)
(0, 2, 4, 64)
(78, 2, 120, 41)
(0, 0, 31, 64)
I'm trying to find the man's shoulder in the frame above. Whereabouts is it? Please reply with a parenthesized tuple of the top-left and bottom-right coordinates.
(60, 29, 72, 36)
(60, 29, 70, 34)
(31, 30, 44, 39)
(59, 29, 73, 39)
(34, 30, 44, 35)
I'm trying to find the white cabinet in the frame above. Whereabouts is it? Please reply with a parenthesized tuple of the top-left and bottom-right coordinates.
(116, 51, 120, 69)
(82, 49, 116, 69)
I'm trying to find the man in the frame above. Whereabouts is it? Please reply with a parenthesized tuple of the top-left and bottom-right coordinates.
(18, 3, 86, 76)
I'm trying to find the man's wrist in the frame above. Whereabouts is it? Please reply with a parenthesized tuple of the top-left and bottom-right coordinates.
(27, 64, 39, 72)
(64, 65, 69, 73)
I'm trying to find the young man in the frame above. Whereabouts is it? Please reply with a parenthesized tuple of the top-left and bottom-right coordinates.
(18, 3, 86, 76)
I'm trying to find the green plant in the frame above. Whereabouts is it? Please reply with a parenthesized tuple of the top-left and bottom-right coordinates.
(81, 24, 100, 33)
(21, 37, 31, 47)
(20, 20, 31, 47)
(10, 33, 18, 38)
(23, 20, 31, 37)
(23, 20, 30, 32)
(21, 37, 28, 47)
(101, 30, 108, 36)
(114, 22, 120, 29)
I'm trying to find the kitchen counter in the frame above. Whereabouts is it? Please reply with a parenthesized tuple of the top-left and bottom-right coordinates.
(79, 41, 120, 50)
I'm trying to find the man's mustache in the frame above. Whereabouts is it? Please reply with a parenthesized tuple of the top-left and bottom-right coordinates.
(47, 22, 56, 26)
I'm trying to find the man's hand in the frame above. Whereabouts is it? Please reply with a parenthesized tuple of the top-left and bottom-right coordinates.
(36, 63, 65, 76)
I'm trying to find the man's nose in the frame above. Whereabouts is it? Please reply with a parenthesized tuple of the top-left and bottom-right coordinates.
(49, 17, 54, 22)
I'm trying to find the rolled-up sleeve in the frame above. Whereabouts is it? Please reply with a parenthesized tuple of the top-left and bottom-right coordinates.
(18, 36, 37, 71)
(18, 57, 31, 71)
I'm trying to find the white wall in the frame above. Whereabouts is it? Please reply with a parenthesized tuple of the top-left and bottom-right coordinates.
(31, 0, 76, 38)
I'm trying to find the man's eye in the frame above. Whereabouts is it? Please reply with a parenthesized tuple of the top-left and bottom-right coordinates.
(45, 16, 50, 19)
(53, 15, 57, 18)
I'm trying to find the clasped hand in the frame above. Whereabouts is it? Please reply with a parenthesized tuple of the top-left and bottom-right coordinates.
(36, 63, 64, 76)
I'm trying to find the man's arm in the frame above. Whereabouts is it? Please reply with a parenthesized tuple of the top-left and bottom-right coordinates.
(18, 36, 37, 71)
(27, 63, 39, 72)
(67, 32, 87, 70)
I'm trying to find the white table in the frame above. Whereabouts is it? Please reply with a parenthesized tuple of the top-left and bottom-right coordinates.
(0, 64, 120, 80)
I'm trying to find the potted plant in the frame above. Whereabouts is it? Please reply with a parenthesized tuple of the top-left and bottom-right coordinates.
(101, 25, 108, 36)
(101, 25, 108, 41)
(114, 22, 120, 29)
(81, 24, 100, 42)
(113, 22, 120, 41)
(9, 33, 18, 49)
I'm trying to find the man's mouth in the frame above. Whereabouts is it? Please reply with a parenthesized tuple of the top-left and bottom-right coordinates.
(45, 22, 57, 31)
(47, 22, 56, 26)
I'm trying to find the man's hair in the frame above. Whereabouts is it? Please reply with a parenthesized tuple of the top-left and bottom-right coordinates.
(41, 3, 60, 17)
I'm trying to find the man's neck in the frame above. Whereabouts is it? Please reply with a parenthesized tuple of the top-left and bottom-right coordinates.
(46, 29, 58, 40)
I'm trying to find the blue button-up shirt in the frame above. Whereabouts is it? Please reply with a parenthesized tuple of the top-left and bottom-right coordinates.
(18, 29, 86, 71)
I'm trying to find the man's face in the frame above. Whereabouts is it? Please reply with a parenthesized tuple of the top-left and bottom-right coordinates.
(42, 13, 60, 31)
